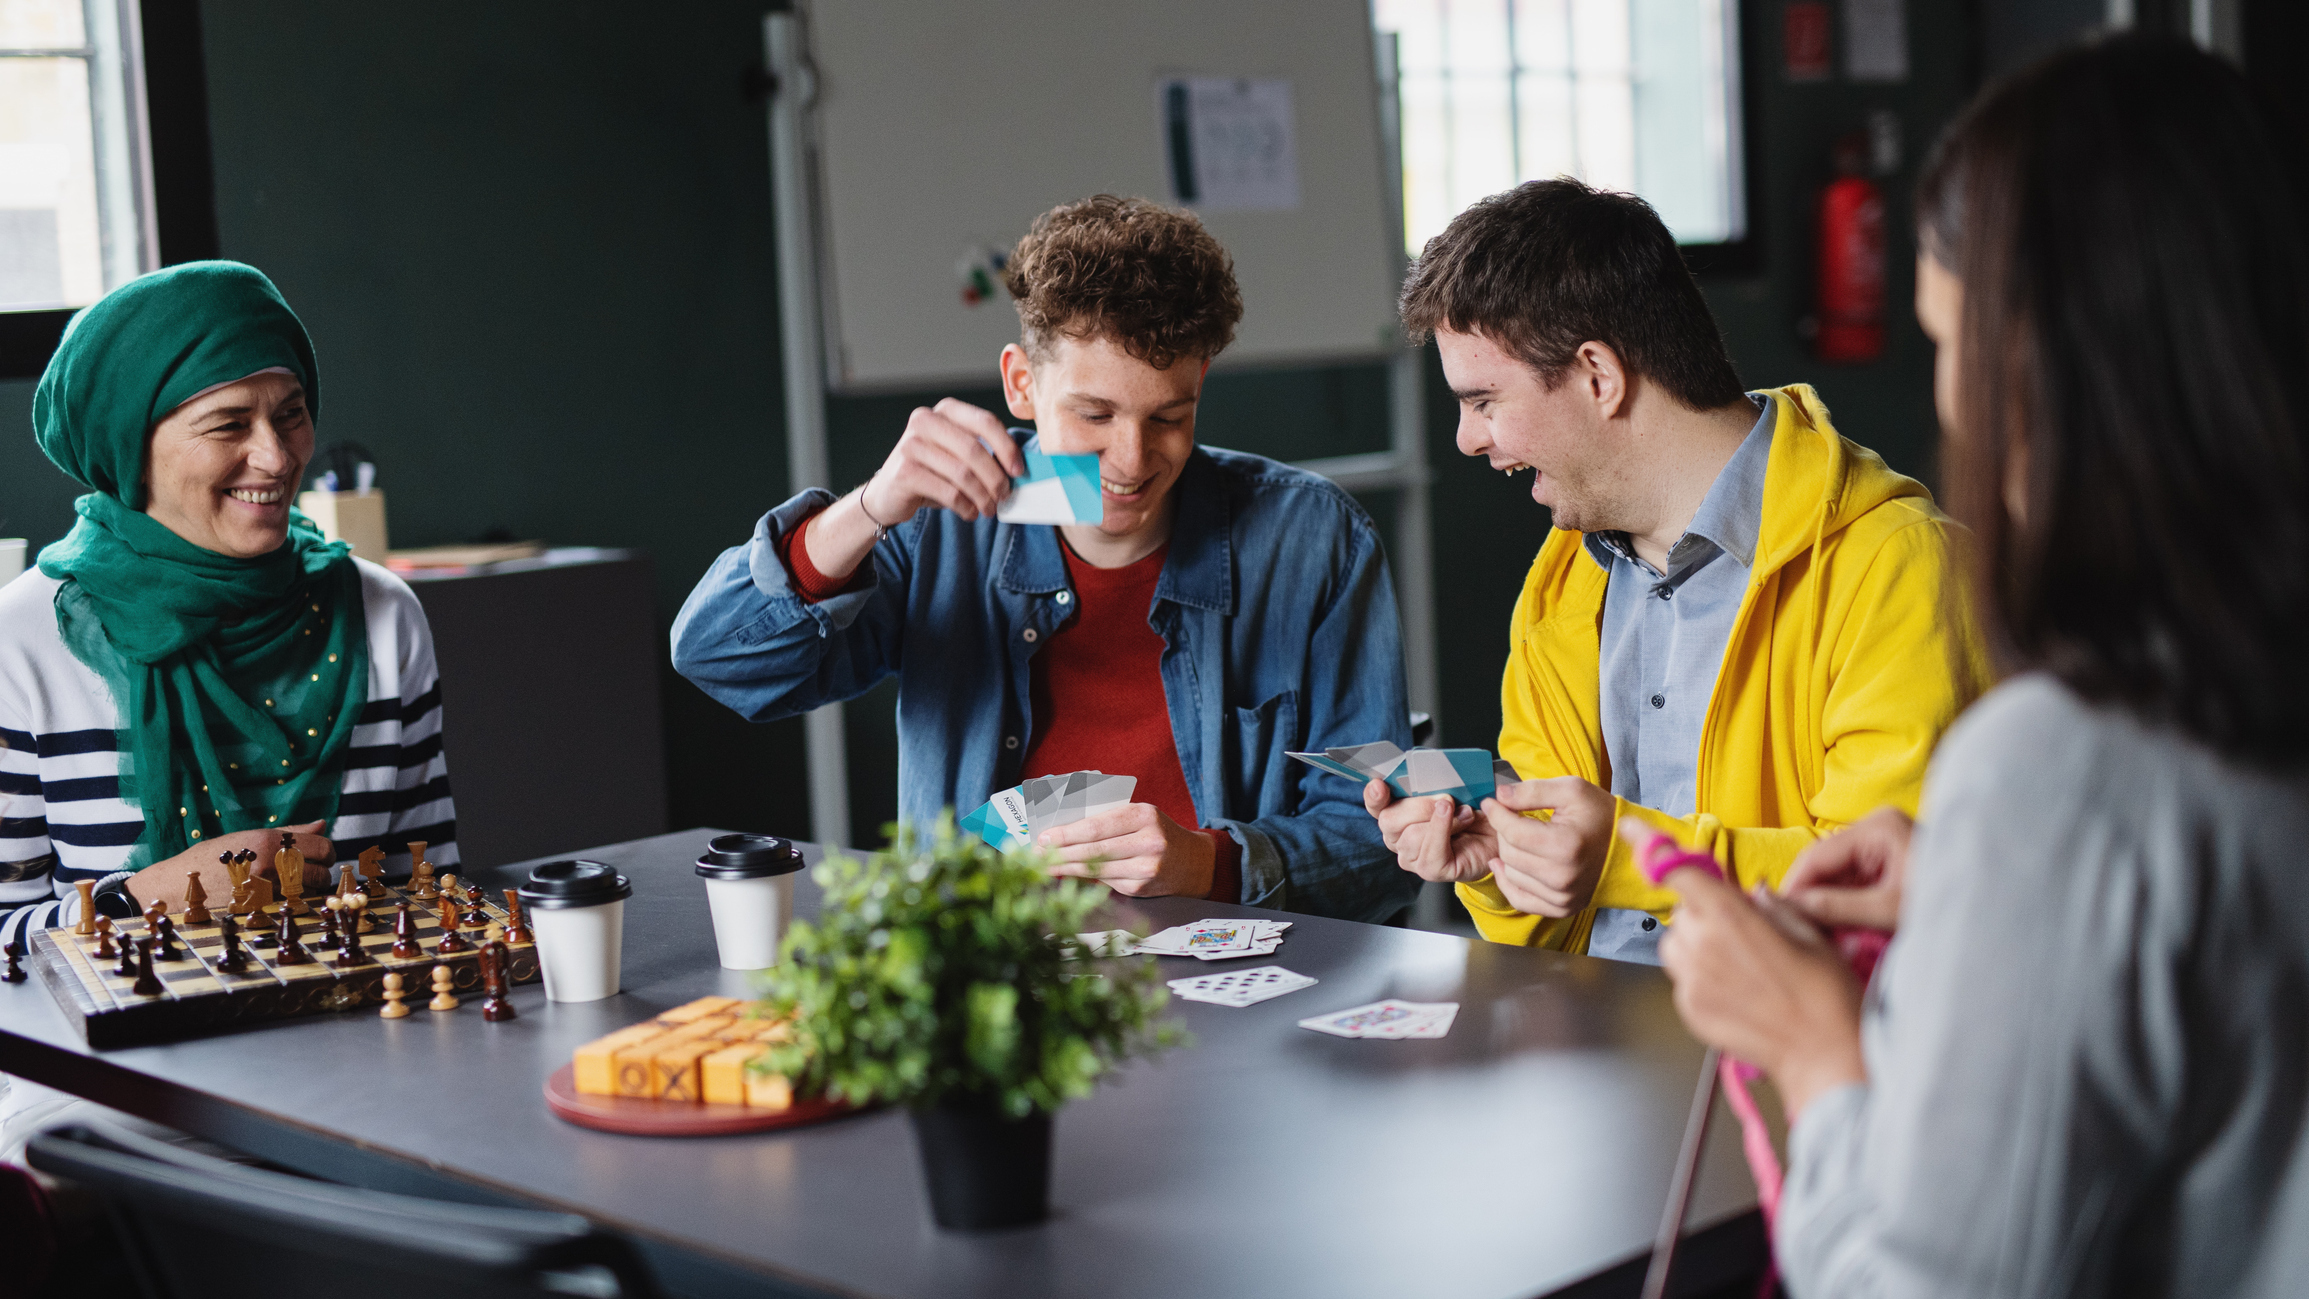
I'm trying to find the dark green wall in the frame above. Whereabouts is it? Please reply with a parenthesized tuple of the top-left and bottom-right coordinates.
(0, 0, 1979, 855)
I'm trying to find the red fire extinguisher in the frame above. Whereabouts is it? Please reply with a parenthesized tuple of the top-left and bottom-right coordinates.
(1814, 132, 1887, 364)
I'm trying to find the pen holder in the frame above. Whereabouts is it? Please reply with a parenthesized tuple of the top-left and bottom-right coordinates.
(297, 491, 390, 561)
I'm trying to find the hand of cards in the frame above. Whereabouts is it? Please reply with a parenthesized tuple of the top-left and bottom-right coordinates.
(961, 770, 1137, 850)
(1286, 741, 1519, 807)
(1297, 999, 1460, 1039)
(1130, 917, 1290, 961)
(1167, 966, 1317, 1007)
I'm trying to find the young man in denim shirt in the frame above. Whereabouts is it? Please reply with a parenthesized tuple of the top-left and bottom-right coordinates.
(674, 196, 1415, 923)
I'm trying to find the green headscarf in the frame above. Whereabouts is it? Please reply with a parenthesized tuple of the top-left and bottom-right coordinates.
(32, 261, 371, 870)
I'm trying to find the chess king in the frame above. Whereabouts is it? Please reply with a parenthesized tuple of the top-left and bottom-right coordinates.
(675, 196, 1417, 922)
(0, 261, 462, 958)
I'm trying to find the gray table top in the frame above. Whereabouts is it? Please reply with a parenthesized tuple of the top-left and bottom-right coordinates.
(0, 829, 1762, 1299)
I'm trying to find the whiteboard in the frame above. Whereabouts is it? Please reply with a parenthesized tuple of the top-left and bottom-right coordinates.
(798, 0, 1402, 394)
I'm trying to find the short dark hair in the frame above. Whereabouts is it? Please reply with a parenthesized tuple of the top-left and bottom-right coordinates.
(1398, 178, 1745, 409)
(1920, 35, 2309, 766)
(1003, 195, 1243, 370)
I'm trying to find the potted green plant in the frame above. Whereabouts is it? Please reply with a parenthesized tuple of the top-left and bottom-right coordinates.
(755, 815, 1181, 1229)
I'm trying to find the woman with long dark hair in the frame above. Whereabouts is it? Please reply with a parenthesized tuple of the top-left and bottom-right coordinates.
(1651, 36, 2309, 1296)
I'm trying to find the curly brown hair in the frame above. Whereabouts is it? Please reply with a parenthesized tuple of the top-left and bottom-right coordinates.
(1003, 195, 1243, 370)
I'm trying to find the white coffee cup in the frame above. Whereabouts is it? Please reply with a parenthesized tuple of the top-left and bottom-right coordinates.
(0, 540, 25, 588)
(517, 860, 632, 1002)
(695, 834, 805, 970)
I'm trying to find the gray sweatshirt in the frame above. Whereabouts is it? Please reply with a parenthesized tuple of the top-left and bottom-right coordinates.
(1780, 674, 2309, 1298)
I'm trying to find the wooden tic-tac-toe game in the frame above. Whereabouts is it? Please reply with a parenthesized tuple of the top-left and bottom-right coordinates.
(27, 840, 540, 1048)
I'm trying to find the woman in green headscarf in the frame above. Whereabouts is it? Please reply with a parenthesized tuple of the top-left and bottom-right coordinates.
(0, 262, 461, 945)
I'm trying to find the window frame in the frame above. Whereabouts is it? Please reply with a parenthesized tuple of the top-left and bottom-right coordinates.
(0, 0, 215, 382)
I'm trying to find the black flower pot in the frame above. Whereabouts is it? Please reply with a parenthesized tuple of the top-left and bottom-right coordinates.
(908, 1101, 1053, 1230)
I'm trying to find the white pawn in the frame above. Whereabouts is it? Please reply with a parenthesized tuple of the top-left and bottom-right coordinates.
(378, 971, 411, 1019)
(428, 963, 459, 1012)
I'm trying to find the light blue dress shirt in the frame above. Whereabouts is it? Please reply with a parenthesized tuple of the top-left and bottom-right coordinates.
(1581, 395, 1774, 964)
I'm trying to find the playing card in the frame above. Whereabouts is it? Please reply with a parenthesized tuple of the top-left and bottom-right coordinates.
(1166, 965, 1317, 1007)
(1296, 999, 1459, 1039)
(997, 449, 1104, 525)
(1134, 918, 1291, 960)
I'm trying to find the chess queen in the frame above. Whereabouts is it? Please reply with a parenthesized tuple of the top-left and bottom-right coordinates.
(0, 262, 462, 965)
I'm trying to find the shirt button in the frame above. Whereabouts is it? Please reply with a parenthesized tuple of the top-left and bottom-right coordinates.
(1022, 628, 1038, 643)
(1055, 591, 1072, 605)
(1004, 735, 1019, 750)
(1659, 587, 1673, 600)
(1642, 918, 1658, 932)
(1650, 693, 1666, 709)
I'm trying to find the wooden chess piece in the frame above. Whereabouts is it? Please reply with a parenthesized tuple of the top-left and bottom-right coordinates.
(74, 880, 96, 936)
(244, 877, 278, 947)
(182, 871, 211, 925)
(130, 938, 163, 997)
(154, 916, 182, 963)
(113, 930, 138, 979)
(1, 941, 24, 984)
(378, 971, 411, 1019)
(224, 850, 253, 916)
(478, 940, 515, 1022)
(317, 899, 343, 954)
(274, 906, 311, 965)
(334, 899, 373, 968)
(409, 844, 438, 900)
(93, 916, 116, 960)
(499, 889, 533, 945)
(436, 888, 461, 933)
(433, 908, 470, 956)
(437, 873, 459, 911)
(275, 831, 309, 914)
(357, 845, 387, 898)
(427, 964, 459, 1011)
(143, 898, 166, 935)
(458, 884, 489, 929)
(215, 913, 249, 974)
(336, 863, 358, 902)
(389, 903, 423, 960)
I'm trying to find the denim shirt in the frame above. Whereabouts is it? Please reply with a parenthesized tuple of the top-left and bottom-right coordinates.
(1582, 394, 1775, 963)
(671, 436, 1418, 924)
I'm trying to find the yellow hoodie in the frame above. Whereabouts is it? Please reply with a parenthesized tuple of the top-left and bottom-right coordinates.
(1461, 385, 1991, 950)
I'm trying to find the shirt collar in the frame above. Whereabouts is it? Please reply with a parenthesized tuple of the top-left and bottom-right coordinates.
(1582, 393, 1775, 576)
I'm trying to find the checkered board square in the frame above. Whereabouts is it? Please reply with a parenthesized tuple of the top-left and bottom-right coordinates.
(27, 881, 539, 1049)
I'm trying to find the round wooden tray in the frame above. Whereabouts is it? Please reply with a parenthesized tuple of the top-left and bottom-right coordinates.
(542, 1065, 859, 1136)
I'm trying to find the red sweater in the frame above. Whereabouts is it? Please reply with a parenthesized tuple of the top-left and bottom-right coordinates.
(778, 515, 1239, 901)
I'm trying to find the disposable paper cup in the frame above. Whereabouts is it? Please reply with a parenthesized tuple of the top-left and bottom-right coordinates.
(518, 860, 632, 1003)
(0, 540, 25, 588)
(695, 834, 805, 970)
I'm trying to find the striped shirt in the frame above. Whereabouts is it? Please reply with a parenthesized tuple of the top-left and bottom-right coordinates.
(0, 559, 458, 948)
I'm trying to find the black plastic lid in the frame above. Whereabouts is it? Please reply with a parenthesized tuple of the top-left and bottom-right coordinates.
(695, 834, 805, 880)
(516, 860, 633, 910)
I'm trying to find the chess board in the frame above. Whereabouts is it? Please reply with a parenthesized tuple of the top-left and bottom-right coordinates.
(27, 881, 540, 1049)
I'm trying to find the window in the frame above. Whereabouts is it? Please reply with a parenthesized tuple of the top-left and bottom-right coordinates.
(1374, 0, 1747, 254)
(1, 0, 154, 312)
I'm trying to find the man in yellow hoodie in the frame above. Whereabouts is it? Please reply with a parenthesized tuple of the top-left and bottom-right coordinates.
(1371, 179, 1986, 959)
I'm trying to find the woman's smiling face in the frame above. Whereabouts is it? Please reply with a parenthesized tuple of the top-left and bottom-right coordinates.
(142, 371, 314, 558)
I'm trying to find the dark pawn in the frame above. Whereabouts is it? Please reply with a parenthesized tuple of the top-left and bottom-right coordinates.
(2, 941, 24, 984)
(389, 903, 423, 961)
(478, 940, 515, 1022)
(317, 905, 341, 955)
(130, 938, 163, 997)
(154, 916, 182, 963)
(458, 885, 489, 929)
(215, 914, 249, 975)
(274, 908, 311, 966)
(113, 931, 138, 979)
(434, 911, 470, 956)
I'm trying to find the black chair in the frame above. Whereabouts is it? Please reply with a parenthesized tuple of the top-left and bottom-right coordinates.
(26, 1122, 660, 1299)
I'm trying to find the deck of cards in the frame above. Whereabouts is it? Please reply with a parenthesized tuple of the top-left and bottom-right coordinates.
(1168, 966, 1317, 1007)
(1131, 918, 1291, 961)
(1297, 1000, 1459, 1039)
(962, 769, 1137, 850)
